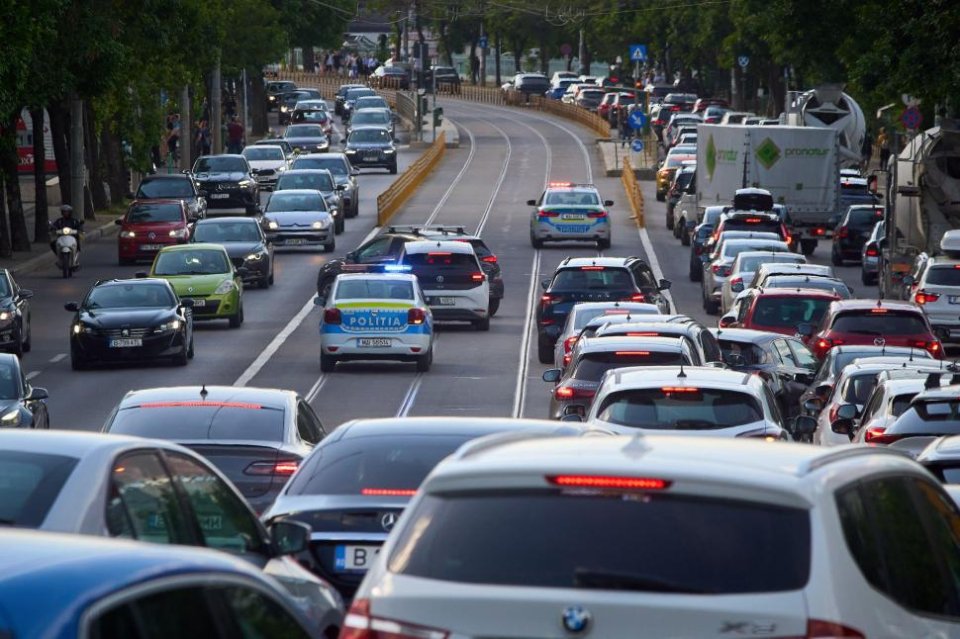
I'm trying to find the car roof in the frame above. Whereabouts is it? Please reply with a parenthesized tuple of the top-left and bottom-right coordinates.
(578, 336, 686, 353)
(334, 417, 582, 440)
(601, 365, 758, 390)
(194, 216, 258, 225)
(244, 144, 283, 151)
(829, 299, 921, 313)
(917, 435, 960, 463)
(0, 429, 181, 457)
(757, 263, 833, 276)
(336, 273, 417, 283)
(118, 385, 293, 410)
(571, 301, 660, 314)
(159, 242, 228, 254)
(709, 327, 779, 344)
(559, 257, 634, 268)
(402, 240, 474, 255)
(910, 384, 960, 402)
(718, 231, 780, 241)
(753, 287, 843, 300)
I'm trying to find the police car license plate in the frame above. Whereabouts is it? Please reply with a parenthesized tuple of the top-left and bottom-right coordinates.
(560, 225, 590, 233)
(210, 193, 229, 199)
(358, 338, 391, 347)
(561, 214, 585, 220)
(430, 297, 456, 306)
(334, 545, 380, 572)
(140, 244, 162, 251)
(109, 338, 142, 348)
(950, 296, 960, 304)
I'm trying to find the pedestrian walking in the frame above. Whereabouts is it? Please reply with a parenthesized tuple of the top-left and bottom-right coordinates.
(619, 107, 631, 147)
(325, 52, 334, 74)
(878, 127, 890, 170)
(861, 129, 873, 172)
(226, 116, 244, 154)
(195, 120, 211, 157)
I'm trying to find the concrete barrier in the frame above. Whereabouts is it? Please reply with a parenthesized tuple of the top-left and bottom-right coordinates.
(377, 131, 446, 226)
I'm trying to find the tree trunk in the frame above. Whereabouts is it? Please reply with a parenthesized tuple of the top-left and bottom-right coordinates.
(539, 34, 548, 75)
(250, 71, 268, 136)
(303, 46, 315, 73)
(85, 102, 108, 211)
(494, 31, 502, 86)
(48, 100, 71, 207)
(0, 173, 11, 258)
(1, 112, 30, 252)
(512, 39, 524, 74)
(30, 107, 49, 243)
(102, 125, 126, 205)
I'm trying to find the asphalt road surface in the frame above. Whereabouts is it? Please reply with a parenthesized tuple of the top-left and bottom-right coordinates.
(18, 101, 873, 431)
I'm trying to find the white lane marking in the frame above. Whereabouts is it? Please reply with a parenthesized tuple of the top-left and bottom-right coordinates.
(25, 371, 40, 381)
(305, 374, 327, 403)
(472, 118, 512, 237)
(423, 118, 476, 226)
(637, 226, 675, 310)
(234, 296, 316, 387)
(512, 249, 542, 418)
(50, 354, 66, 363)
(396, 373, 424, 417)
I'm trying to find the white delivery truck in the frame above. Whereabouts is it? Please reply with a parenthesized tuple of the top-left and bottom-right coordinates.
(696, 124, 840, 255)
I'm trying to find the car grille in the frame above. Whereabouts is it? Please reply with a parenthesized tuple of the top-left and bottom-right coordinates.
(230, 257, 246, 268)
(254, 169, 275, 177)
(102, 327, 151, 339)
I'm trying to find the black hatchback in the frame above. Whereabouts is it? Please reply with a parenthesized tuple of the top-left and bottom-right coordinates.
(831, 204, 885, 265)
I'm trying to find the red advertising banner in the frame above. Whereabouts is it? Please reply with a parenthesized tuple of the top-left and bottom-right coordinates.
(17, 109, 58, 174)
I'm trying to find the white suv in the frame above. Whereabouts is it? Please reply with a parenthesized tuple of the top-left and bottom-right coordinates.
(908, 255, 960, 343)
(398, 240, 491, 330)
(348, 434, 960, 637)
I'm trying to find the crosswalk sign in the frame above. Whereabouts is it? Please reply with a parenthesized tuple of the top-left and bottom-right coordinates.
(629, 45, 647, 63)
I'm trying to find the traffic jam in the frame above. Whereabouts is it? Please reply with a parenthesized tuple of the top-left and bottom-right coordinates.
(6, 66, 960, 638)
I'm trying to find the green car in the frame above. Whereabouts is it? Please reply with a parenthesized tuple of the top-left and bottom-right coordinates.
(149, 243, 244, 328)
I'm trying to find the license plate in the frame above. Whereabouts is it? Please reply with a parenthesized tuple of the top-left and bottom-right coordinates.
(109, 338, 142, 348)
(559, 225, 590, 233)
(358, 338, 391, 347)
(363, 156, 378, 162)
(950, 296, 960, 304)
(184, 298, 206, 307)
(430, 297, 456, 306)
(210, 193, 229, 199)
(140, 244, 162, 251)
(334, 544, 380, 572)
(561, 214, 585, 220)
(285, 238, 306, 245)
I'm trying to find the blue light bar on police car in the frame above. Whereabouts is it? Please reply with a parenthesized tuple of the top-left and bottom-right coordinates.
(384, 265, 412, 272)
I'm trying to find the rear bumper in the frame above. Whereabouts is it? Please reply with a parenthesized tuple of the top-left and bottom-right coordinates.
(321, 333, 432, 357)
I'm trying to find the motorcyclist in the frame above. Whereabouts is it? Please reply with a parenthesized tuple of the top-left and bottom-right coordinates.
(49, 205, 83, 256)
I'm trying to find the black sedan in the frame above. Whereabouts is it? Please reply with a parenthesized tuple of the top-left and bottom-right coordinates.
(334, 83, 367, 116)
(282, 124, 330, 155)
(0, 269, 32, 357)
(371, 66, 409, 90)
(134, 174, 206, 221)
(191, 216, 275, 287)
(66, 278, 194, 370)
(191, 154, 259, 215)
(0, 353, 48, 428)
(343, 127, 397, 174)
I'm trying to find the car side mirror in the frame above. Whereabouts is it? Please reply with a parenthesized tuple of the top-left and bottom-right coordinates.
(180, 298, 195, 308)
(18, 289, 33, 300)
(27, 387, 48, 401)
(269, 519, 310, 555)
(351, 169, 360, 176)
(803, 398, 823, 413)
(718, 315, 736, 328)
(314, 295, 326, 306)
(793, 415, 818, 436)
(542, 369, 562, 383)
(836, 403, 859, 420)
(541, 278, 551, 290)
(114, 219, 123, 225)
(831, 418, 855, 438)
(603, 200, 614, 207)
(527, 199, 537, 206)
(657, 278, 672, 291)
(345, 250, 358, 262)
(794, 371, 815, 386)
(337, 184, 346, 191)
(796, 322, 814, 337)
(903, 275, 915, 286)
(64, 302, 79, 312)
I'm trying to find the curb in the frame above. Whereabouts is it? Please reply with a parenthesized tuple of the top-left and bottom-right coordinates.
(12, 217, 122, 276)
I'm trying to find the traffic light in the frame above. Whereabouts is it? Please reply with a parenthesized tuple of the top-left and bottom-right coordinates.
(433, 107, 443, 127)
(421, 96, 430, 126)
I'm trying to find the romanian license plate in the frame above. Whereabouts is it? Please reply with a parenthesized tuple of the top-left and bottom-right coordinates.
(109, 338, 142, 348)
(430, 297, 456, 306)
(950, 296, 960, 304)
(210, 193, 229, 199)
(363, 155, 378, 162)
(185, 298, 206, 307)
(561, 214, 585, 220)
(285, 238, 306, 245)
(560, 225, 590, 233)
(358, 338, 391, 347)
(334, 544, 380, 572)
(140, 244, 162, 251)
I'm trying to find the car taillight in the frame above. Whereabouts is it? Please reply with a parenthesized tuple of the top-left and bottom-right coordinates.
(865, 245, 879, 257)
(624, 293, 646, 302)
(547, 475, 671, 490)
(587, 210, 607, 218)
(554, 386, 595, 400)
(815, 337, 833, 353)
(711, 264, 732, 277)
(729, 276, 743, 292)
(837, 226, 849, 239)
(407, 308, 426, 325)
(480, 255, 498, 263)
(324, 308, 342, 324)
(563, 336, 578, 353)
(802, 618, 866, 638)
(915, 290, 940, 305)
(244, 460, 299, 476)
(470, 272, 485, 282)
(540, 293, 556, 306)
(864, 426, 902, 445)
(359, 488, 418, 496)
(538, 209, 559, 218)
(341, 598, 449, 639)
(813, 227, 826, 236)
(910, 338, 943, 357)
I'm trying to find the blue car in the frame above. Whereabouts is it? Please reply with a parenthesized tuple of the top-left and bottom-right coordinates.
(0, 529, 321, 638)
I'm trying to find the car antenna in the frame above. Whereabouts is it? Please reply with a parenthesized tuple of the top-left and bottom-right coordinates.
(200, 384, 208, 401)
(677, 360, 687, 379)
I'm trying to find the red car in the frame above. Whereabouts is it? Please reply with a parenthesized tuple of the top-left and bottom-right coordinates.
(801, 299, 944, 360)
(726, 288, 840, 336)
(693, 98, 730, 113)
(117, 199, 190, 265)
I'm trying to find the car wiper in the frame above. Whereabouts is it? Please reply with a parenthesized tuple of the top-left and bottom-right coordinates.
(574, 568, 707, 594)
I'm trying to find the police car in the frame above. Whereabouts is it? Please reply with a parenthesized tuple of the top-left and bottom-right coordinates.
(318, 273, 433, 372)
(529, 182, 613, 249)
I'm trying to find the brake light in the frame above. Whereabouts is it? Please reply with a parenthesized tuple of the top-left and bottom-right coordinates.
(427, 252, 452, 256)
(540, 294, 556, 305)
(815, 338, 833, 352)
(360, 488, 418, 496)
(341, 598, 449, 639)
(554, 386, 595, 400)
(615, 351, 649, 356)
(324, 308, 342, 324)
(870, 308, 888, 314)
(915, 290, 940, 305)
(661, 387, 699, 393)
(865, 245, 879, 257)
(828, 403, 840, 424)
(244, 460, 299, 476)
(563, 353, 572, 366)
(837, 226, 849, 239)
(864, 426, 902, 445)
(480, 255, 498, 263)
(538, 209, 560, 218)
(407, 308, 426, 325)
(580, 266, 605, 271)
(470, 272, 485, 282)
(745, 217, 762, 223)
(711, 264, 732, 277)
(140, 401, 262, 409)
(563, 336, 578, 353)
(586, 210, 607, 218)
(729, 276, 743, 292)
(627, 332, 658, 336)
(549, 182, 572, 187)
(626, 293, 646, 302)
(804, 618, 866, 638)
(910, 339, 942, 356)
(813, 227, 826, 236)
(548, 475, 671, 490)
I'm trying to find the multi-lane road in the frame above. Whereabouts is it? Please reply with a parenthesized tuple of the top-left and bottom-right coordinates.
(19, 99, 870, 432)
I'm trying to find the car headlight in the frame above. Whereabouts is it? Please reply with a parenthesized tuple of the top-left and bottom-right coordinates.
(280, 106, 289, 112)
(1, 409, 21, 427)
(214, 279, 236, 295)
(245, 252, 265, 261)
(345, 149, 357, 154)
(330, 208, 339, 218)
(267, 220, 279, 230)
(157, 319, 181, 332)
(120, 230, 136, 239)
(238, 179, 255, 188)
(384, 149, 396, 154)
(312, 220, 330, 230)
(0, 311, 12, 322)
(73, 323, 95, 335)
(169, 228, 189, 239)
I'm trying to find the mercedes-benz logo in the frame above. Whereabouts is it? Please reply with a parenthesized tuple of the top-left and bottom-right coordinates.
(435, 275, 444, 283)
(874, 337, 886, 347)
(561, 606, 591, 634)
(380, 512, 397, 532)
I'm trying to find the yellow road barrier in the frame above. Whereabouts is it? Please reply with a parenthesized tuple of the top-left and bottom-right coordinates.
(621, 155, 645, 228)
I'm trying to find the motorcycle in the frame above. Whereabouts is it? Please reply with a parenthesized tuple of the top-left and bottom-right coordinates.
(51, 225, 81, 278)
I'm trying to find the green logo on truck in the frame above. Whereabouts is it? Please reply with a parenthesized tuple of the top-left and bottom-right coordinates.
(755, 138, 781, 170)
(705, 135, 738, 182)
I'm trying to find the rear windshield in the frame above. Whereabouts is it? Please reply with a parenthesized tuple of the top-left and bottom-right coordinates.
(404, 253, 477, 269)
(723, 219, 782, 234)
(751, 297, 831, 328)
(763, 277, 851, 298)
(455, 239, 491, 259)
(336, 279, 413, 300)
(722, 243, 786, 259)
(551, 268, 633, 291)
(192, 221, 261, 243)
(242, 147, 283, 161)
(276, 172, 335, 192)
(925, 267, 960, 287)
(136, 179, 194, 199)
(892, 393, 919, 417)
(573, 351, 686, 381)
(738, 254, 804, 273)
(847, 207, 884, 227)
(841, 372, 880, 405)
(126, 203, 183, 223)
(831, 311, 928, 335)
(664, 155, 693, 168)
(718, 339, 769, 366)
(596, 388, 764, 429)
(108, 405, 285, 442)
(545, 191, 600, 206)
(892, 403, 960, 436)
(389, 492, 810, 593)
(351, 111, 390, 126)
(286, 435, 474, 495)
(0, 451, 79, 527)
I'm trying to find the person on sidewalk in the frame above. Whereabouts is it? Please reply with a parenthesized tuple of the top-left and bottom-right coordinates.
(166, 114, 181, 163)
(49, 205, 83, 256)
(195, 120, 211, 157)
(878, 127, 890, 170)
(861, 129, 873, 172)
(226, 116, 244, 154)
(619, 107, 631, 148)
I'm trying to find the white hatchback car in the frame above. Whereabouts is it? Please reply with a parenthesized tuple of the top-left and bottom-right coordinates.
(398, 240, 491, 330)
(348, 433, 960, 637)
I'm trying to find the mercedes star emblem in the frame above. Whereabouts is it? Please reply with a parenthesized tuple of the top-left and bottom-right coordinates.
(436, 275, 444, 283)
(561, 606, 591, 634)
(380, 512, 397, 532)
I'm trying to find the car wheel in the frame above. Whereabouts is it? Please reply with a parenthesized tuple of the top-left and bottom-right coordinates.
(324, 237, 336, 252)
(537, 338, 553, 364)
(800, 239, 817, 256)
(474, 316, 490, 331)
(488, 297, 501, 317)
(861, 271, 874, 286)
(390, 162, 398, 175)
(335, 216, 344, 235)
(268, 269, 275, 286)
(229, 304, 244, 329)
(416, 347, 432, 372)
(187, 336, 195, 359)
(665, 211, 674, 231)
(530, 235, 544, 249)
(597, 238, 611, 250)
(704, 295, 720, 316)
(831, 247, 844, 266)
(320, 353, 337, 372)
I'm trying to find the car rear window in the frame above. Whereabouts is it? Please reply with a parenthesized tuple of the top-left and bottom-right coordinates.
(738, 254, 804, 273)
(389, 491, 810, 593)
(573, 351, 687, 381)
(291, 157, 348, 175)
(136, 179, 194, 199)
(0, 451, 79, 527)
(722, 243, 786, 259)
(404, 252, 477, 268)
(596, 387, 763, 430)
(847, 207, 884, 227)
(126, 202, 183, 224)
(722, 218, 782, 234)
(892, 393, 919, 417)
(551, 267, 633, 291)
(286, 435, 474, 495)
(751, 297, 831, 328)
(831, 311, 928, 335)
(925, 267, 960, 287)
(763, 277, 851, 298)
(108, 404, 285, 442)
(891, 403, 960, 436)
(841, 372, 880, 405)
(336, 279, 413, 300)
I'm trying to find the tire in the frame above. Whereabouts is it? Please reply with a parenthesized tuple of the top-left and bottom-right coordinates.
(228, 304, 244, 328)
(62, 261, 70, 278)
(173, 344, 188, 366)
(415, 347, 433, 372)
(488, 297, 501, 317)
(597, 238, 611, 250)
(324, 237, 336, 253)
(389, 162, 398, 175)
(267, 270, 274, 286)
(537, 338, 553, 364)
(800, 239, 817, 256)
(22, 321, 31, 353)
(861, 271, 875, 286)
(656, 192, 665, 202)
(680, 228, 690, 246)
(831, 247, 844, 266)
(689, 263, 702, 282)
(665, 210, 674, 231)
(474, 316, 490, 331)
(335, 216, 344, 235)
(704, 295, 720, 316)
(530, 236, 544, 249)
(187, 336, 195, 359)
(320, 353, 337, 372)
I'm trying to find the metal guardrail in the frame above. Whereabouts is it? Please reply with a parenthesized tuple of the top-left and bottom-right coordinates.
(377, 131, 446, 226)
(621, 155, 645, 227)
(395, 92, 416, 125)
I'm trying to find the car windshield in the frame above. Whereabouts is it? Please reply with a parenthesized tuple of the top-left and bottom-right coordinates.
(192, 221, 261, 243)
(108, 404, 285, 442)
(847, 207, 884, 227)
(270, 82, 296, 92)
(0, 451, 79, 527)
(545, 191, 600, 206)
(285, 125, 325, 138)
(763, 277, 851, 297)
(751, 297, 831, 328)
(597, 387, 764, 429)
(349, 129, 391, 143)
(926, 267, 960, 286)
(347, 89, 376, 100)
(86, 283, 175, 309)
(718, 339, 769, 366)
(265, 192, 325, 212)
(356, 98, 388, 109)
(276, 172, 335, 192)
(292, 157, 347, 175)
(153, 250, 230, 276)
(388, 492, 809, 593)
(126, 202, 183, 224)
(722, 243, 786, 259)
(352, 111, 390, 126)
(242, 147, 283, 161)
(193, 156, 246, 173)
(295, 110, 329, 123)
(336, 279, 413, 300)
(287, 435, 476, 496)
(573, 351, 686, 381)
(831, 311, 928, 335)
(551, 268, 633, 291)
(136, 179, 194, 199)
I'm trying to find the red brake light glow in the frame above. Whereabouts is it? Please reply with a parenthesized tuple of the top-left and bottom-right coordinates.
(615, 351, 650, 356)
(661, 387, 700, 393)
(324, 308, 342, 324)
(548, 182, 572, 187)
(139, 401, 262, 409)
(563, 336, 578, 353)
(481, 255, 498, 263)
(360, 488, 418, 496)
(916, 291, 940, 305)
(627, 332, 658, 336)
(870, 308, 888, 314)
(548, 475, 671, 490)
(745, 217, 762, 223)
(580, 266, 605, 271)
(407, 308, 426, 325)
(805, 618, 866, 638)
(470, 272, 485, 282)
(627, 293, 647, 302)
(244, 460, 299, 476)
(865, 246, 879, 257)
(341, 598, 450, 639)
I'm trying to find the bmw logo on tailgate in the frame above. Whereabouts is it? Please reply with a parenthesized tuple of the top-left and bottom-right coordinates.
(561, 606, 591, 634)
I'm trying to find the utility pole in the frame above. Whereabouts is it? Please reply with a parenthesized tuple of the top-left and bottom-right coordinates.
(479, 11, 487, 87)
(69, 95, 85, 215)
(242, 68, 250, 136)
(211, 56, 222, 153)
(578, 28, 587, 76)
(180, 86, 191, 171)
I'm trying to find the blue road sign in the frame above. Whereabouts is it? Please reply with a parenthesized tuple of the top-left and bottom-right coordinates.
(628, 111, 647, 130)
(631, 139, 645, 153)
(629, 44, 648, 63)
(478, 36, 488, 49)
(738, 55, 750, 69)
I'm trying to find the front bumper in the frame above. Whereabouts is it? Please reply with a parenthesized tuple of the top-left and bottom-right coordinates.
(71, 330, 187, 362)
(345, 151, 395, 169)
(230, 255, 270, 282)
(182, 293, 240, 320)
(202, 186, 258, 210)
(321, 332, 432, 360)
(267, 229, 332, 246)
(118, 237, 184, 260)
